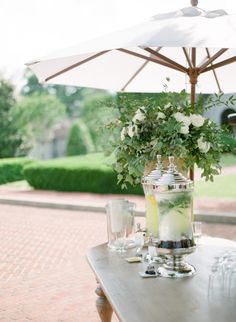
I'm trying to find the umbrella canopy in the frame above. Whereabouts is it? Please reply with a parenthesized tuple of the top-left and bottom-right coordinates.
(27, 2, 236, 94)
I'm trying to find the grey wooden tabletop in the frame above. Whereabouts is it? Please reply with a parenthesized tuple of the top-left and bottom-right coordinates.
(87, 239, 236, 322)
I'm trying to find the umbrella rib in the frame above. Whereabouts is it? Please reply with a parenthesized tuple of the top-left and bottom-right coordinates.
(121, 47, 162, 91)
(201, 56, 236, 73)
(198, 48, 228, 71)
(44, 50, 110, 82)
(121, 61, 149, 91)
(118, 48, 185, 73)
(143, 47, 187, 72)
(205, 48, 222, 93)
(182, 48, 193, 68)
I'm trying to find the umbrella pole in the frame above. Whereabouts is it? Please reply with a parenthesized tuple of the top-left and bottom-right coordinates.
(189, 48, 197, 181)
(189, 82, 195, 181)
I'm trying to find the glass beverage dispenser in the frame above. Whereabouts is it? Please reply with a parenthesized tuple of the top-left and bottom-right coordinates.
(142, 155, 164, 239)
(152, 156, 196, 278)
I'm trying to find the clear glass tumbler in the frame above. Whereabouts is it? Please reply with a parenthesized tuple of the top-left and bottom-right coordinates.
(106, 199, 135, 252)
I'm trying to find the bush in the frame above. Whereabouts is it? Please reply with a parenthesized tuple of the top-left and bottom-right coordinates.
(0, 158, 32, 184)
(24, 153, 143, 195)
(66, 119, 94, 156)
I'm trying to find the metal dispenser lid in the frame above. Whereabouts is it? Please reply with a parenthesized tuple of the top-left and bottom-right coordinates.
(153, 156, 193, 192)
(142, 155, 165, 185)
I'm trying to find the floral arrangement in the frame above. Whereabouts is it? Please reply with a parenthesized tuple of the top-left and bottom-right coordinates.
(108, 92, 233, 188)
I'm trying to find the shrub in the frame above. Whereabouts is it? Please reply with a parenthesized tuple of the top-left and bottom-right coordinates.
(66, 119, 94, 156)
(24, 153, 143, 195)
(0, 158, 32, 184)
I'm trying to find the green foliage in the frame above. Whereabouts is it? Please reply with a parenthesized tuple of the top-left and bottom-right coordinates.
(0, 158, 32, 184)
(23, 153, 143, 194)
(66, 119, 94, 156)
(21, 69, 106, 117)
(219, 134, 236, 154)
(0, 78, 22, 157)
(106, 91, 233, 185)
(79, 93, 117, 152)
(11, 92, 66, 153)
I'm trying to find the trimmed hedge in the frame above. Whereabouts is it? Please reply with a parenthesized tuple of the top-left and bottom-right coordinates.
(24, 153, 143, 195)
(0, 157, 32, 184)
(66, 119, 95, 156)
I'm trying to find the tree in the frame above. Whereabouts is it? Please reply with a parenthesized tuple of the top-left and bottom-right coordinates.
(0, 78, 22, 157)
(21, 69, 94, 117)
(11, 92, 66, 153)
(66, 119, 94, 156)
(79, 93, 117, 152)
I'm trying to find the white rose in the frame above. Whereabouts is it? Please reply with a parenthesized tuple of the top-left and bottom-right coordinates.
(180, 125, 189, 134)
(128, 124, 138, 138)
(190, 114, 205, 127)
(182, 116, 191, 126)
(157, 112, 166, 120)
(132, 108, 145, 123)
(173, 112, 185, 122)
(197, 137, 211, 153)
(120, 127, 126, 141)
(174, 112, 191, 126)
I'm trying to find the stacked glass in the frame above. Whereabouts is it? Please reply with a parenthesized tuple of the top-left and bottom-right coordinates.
(208, 250, 236, 299)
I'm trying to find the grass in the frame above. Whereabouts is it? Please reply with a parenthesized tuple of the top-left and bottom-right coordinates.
(0, 180, 31, 189)
(220, 153, 236, 167)
(195, 173, 236, 199)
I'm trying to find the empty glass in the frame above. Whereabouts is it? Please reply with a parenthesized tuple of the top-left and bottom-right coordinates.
(208, 251, 236, 299)
(106, 199, 135, 252)
(192, 221, 202, 244)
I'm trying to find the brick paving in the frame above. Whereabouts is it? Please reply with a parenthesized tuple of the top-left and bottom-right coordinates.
(0, 204, 235, 322)
(0, 205, 112, 322)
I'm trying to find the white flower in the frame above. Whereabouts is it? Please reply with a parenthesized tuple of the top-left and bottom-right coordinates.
(120, 127, 126, 141)
(132, 108, 145, 123)
(174, 112, 191, 126)
(164, 103, 171, 109)
(180, 125, 189, 135)
(127, 124, 138, 138)
(157, 112, 166, 120)
(173, 112, 185, 122)
(190, 114, 205, 127)
(182, 116, 191, 126)
(197, 137, 211, 153)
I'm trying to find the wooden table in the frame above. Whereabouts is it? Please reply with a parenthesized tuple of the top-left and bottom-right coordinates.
(87, 238, 236, 322)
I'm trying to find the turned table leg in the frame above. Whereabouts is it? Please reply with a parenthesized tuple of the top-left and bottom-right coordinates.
(95, 285, 113, 322)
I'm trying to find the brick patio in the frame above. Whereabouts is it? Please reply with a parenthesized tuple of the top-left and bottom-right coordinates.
(0, 204, 235, 322)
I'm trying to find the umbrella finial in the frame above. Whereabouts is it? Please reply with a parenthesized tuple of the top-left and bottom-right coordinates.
(191, 0, 198, 6)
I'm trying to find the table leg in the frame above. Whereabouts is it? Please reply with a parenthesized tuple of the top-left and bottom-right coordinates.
(95, 285, 113, 322)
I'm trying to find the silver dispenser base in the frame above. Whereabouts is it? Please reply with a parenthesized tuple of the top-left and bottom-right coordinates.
(156, 246, 196, 278)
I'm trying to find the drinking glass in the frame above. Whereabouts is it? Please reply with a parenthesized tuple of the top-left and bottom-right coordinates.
(192, 221, 202, 244)
(106, 199, 135, 252)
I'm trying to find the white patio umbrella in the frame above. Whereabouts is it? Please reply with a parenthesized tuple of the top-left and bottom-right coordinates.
(26, 0, 236, 178)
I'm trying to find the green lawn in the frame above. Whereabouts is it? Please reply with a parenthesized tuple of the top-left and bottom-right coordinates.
(0, 180, 31, 189)
(1, 153, 235, 198)
(220, 153, 236, 167)
(195, 173, 236, 199)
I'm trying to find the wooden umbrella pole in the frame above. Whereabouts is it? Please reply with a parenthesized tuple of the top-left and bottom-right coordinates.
(189, 48, 198, 181)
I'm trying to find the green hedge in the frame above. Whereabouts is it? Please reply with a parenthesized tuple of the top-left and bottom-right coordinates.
(0, 157, 32, 184)
(66, 119, 95, 156)
(24, 153, 143, 195)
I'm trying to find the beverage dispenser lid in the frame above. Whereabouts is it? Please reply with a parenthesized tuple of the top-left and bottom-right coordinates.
(153, 156, 193, 191)
(142, 155, 165, 184)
